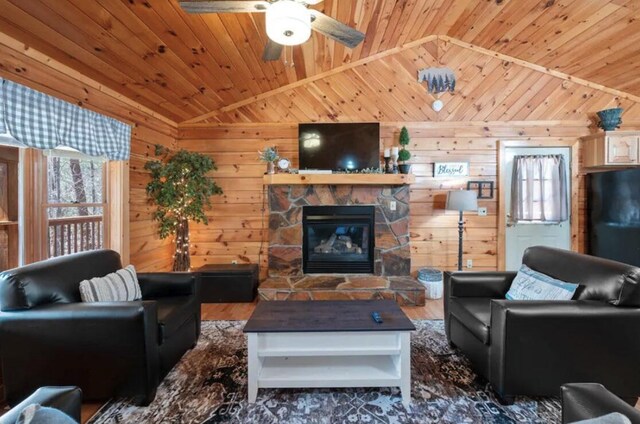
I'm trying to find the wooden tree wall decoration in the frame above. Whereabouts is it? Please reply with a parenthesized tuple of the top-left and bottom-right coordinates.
(417, 67, 456, 94)
(145, 145, 223, 271)
(418, 67, 456, 112)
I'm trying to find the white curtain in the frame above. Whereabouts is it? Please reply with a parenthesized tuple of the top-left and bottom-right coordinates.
(510, 155, 568, 223)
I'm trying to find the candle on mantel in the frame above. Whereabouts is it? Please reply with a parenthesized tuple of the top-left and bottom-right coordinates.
(391, 147, 399, 156)
(384, 148, 391, 157)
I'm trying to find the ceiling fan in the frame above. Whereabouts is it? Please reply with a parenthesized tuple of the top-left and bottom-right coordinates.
(179, 0, 366, 61)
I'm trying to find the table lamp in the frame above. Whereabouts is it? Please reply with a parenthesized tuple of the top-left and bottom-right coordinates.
(446, 190, 478, 271)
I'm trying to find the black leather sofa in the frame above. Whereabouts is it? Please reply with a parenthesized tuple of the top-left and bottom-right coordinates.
(0, 250, 200, 406)
(444, 246, 640, 404)
(562, 383, 640, 424)
(0, 387, 82, 424)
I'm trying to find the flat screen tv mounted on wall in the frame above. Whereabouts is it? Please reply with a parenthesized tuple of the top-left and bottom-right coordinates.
(298, 123, 380, 172)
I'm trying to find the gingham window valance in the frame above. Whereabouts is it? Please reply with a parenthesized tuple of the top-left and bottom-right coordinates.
(0, 78, 131, 160)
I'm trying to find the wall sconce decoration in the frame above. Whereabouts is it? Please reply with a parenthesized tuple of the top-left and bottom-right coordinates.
(418, 67, 456, 112)
(467, 180, 494, 199)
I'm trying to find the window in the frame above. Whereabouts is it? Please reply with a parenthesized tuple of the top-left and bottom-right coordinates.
(44, 149, 107, 258)
(510, 155, 568, 223)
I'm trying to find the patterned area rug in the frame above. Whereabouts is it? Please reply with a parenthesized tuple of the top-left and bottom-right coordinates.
(88, 320, 561, 423)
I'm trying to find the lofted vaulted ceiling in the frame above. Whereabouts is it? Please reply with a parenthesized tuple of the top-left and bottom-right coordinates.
(206, 38, 640, 124)
(0, 0, 639, 123)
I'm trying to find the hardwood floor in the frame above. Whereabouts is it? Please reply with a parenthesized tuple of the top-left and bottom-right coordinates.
(81, 403, 103, 423)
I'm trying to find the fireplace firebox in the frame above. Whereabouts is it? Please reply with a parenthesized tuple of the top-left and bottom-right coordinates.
(302, 206, 375, 274)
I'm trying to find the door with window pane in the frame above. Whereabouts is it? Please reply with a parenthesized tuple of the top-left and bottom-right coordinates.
(504, 147, 571, 271)
(45, 151, 107, 257)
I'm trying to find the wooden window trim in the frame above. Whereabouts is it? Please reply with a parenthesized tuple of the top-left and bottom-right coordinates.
(22, 148, 46, 263)
(107, 161, 129, 265)
(0, 146, 20, 270)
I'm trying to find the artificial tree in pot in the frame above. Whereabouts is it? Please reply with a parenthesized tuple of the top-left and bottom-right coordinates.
(145, 145, 223, 271)
(398, 126, 412, 174)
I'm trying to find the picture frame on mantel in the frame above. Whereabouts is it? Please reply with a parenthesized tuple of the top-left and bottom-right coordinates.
(433, 162, 469, 178)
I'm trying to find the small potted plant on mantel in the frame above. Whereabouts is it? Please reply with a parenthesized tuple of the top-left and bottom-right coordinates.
(398, 126, 412, 174)
(258, 146, 279, 175)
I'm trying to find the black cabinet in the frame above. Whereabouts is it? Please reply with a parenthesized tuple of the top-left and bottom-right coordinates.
(198, 264, 259, 303)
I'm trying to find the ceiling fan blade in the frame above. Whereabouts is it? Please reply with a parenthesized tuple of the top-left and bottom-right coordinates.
(262, 39, 283, 61)
(310, 11, 365, 49)
(179, 1, 269, 14)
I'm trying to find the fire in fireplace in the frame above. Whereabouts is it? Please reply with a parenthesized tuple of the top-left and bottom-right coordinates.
(302, 206, 375, 274)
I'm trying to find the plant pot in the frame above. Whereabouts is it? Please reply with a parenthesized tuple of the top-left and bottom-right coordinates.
(399, 164, 412, 174)
(597, 107, 623, 131)
(266, 162, 275, 174)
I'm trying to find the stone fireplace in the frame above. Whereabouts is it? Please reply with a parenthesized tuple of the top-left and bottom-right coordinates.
(259, 182, 425, 306)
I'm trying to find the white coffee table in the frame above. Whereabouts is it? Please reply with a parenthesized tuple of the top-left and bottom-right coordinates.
(243, 300, 415, 406)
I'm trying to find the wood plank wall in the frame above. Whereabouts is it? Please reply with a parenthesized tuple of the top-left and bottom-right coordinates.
(2, 32, 640, 274)
(129, 124, 178, 271)
(178, 39, 640, 276)
(179, 121, 595, 276)
(0, 33, 177, 271)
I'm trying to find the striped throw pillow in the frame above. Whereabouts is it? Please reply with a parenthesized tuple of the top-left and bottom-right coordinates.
(79, 265, 142, 303)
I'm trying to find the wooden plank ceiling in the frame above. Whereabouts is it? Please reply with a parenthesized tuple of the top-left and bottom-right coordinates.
(206, 38, 640, 123)
(0, 0, 639, 123)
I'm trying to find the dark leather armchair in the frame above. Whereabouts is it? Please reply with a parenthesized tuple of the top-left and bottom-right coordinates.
(444, 246, 640, 404)
(0, 250, 201, 406)
(0, 386, 82, 424)
(562, 383, 640, 424)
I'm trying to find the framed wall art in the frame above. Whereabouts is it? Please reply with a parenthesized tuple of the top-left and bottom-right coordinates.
(467, 180, 494, 199)
(433, 162, 469, 178)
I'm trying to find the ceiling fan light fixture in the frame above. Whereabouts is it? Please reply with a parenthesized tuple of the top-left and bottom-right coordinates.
(266, 1, 311, 46)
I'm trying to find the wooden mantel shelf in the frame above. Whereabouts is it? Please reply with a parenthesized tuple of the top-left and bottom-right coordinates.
(263, 173, 415, 185)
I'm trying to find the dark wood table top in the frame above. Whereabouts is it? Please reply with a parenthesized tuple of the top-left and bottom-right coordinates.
(243, 300, 416, 333)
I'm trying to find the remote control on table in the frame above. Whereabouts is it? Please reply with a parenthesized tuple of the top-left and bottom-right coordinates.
(371, 312, 383, 324)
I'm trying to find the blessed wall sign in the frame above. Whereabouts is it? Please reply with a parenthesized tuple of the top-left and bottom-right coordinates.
(433, 162, 469, 178)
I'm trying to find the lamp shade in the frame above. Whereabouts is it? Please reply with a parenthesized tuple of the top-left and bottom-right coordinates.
(266, 0, 311, 46)
(446, 190, 478, 212)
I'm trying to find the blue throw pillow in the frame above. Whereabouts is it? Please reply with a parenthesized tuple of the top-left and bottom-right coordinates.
(506, 264, 579, 301)
(16, 404, 77, 424)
